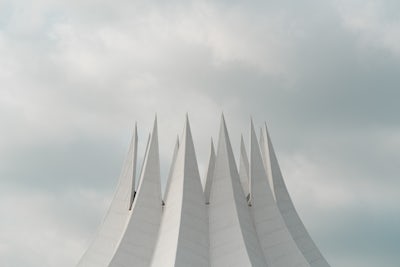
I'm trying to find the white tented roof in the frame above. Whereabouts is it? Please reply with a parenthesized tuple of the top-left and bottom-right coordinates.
(77, 116, 330, 267)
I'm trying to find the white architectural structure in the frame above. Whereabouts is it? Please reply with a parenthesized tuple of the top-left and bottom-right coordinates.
(77, 116, 330, 267)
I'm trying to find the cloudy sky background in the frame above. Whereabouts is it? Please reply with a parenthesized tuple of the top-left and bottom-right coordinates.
(1, 0, 399, 266)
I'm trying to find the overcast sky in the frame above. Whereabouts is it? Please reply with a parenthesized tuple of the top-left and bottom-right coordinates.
(1, 0, 400, 266)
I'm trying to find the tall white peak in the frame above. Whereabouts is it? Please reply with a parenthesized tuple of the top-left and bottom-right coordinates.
(76, 116, 330, 267)
(249, 120, 309, 267)
(239, 135, 250, 198)
(136, 132, 151, 190)
(129, 123, 138, 210)
(260, 124, 330, 267)
(208, 115, 267, 267)
(163, 136, 179, 201)
(109, 117, 163, 267)
(259, 126, 275, 201)
(76, 125, 138, 267)
(204, 139, 216, 204)
(150, 116, 209, 267)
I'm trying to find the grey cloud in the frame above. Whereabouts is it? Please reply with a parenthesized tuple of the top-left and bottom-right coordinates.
(0, 137, 125, 191)
(1, 0, 399, 267)
(322, 207, 400, 267)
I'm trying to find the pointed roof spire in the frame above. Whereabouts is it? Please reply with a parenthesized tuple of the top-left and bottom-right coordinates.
(134, 114, 160, 201)
(260, 123, 330, 266)
(110, 114, 162, 267)
(217, 112, 235, 163)
(250, 121, 308, 266)
(77, 120, 141, 267)
(220, 112, 227, 133)
(204, 138, 216, 203)
(135, 113, 161, 202)
(249, 120, 309, 266)
(163, 135, 180, 200)
(259, 123, 275, 201)
(152, 114, 158, 135)
(250, 118, 273, 202)
(184, 113, 191, 141)
(208, 115, 267, 266)
(129, 123, 139, 210)
(239, 134, 250, 198)
(151, 116, 209, 267)
(249, 118, 261, 204)
(136, 132, 151, 188)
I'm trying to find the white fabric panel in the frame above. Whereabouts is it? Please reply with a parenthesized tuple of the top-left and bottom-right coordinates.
(129, 124, 138, 210)
(239, 135, 250, 198)
(208, 116, 267, 267)
(163, 136, 180, 200)
(108, 118, 163, 267)
(249, 121, 309, 267)
(150, 117, 209, 267)
(77, 126, 138, 267)
(260, 124, 330, 267)
(204, 140, 216, 204)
